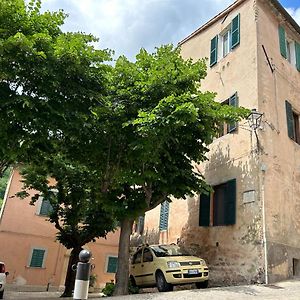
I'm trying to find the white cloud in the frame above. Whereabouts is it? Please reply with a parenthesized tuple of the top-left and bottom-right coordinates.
(41, 0, 233, 60)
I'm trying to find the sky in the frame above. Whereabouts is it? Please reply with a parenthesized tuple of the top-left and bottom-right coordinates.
(39, 0, 300, 61)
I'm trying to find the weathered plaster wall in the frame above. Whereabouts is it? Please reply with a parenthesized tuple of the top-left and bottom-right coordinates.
(144, 0, 266, 286)
(256, 0, 300, 283)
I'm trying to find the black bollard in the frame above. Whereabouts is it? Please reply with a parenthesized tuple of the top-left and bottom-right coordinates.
(73, 250, 92, 300)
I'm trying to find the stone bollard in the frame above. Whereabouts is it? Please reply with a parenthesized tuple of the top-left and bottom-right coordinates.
(73, 250, 92, 300)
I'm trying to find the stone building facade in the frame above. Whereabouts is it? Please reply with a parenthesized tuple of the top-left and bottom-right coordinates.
(143, 0, 300, 286)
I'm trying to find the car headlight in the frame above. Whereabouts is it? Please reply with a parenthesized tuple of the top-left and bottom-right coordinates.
(200, 259, 206, 265)
(167, 261, 181, 268)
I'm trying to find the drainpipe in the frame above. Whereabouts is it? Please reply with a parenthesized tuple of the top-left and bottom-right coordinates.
(260, 165, 268, 284)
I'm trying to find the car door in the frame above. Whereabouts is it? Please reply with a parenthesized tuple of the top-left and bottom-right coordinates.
(130, 249, 143, 286)
(141, 247, 156, 285)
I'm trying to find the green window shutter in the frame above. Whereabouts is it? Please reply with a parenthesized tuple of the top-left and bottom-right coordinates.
(231, 14, 240, 49)
(286, 100, 295, 140)
(210, 35, 218, 67)
(225, 179, 236, 225)
(107, 257, 118, 273)
(159, 201, 169, 231)
(30, 249, 45, 268)
(279, 26, 287, 58)
(199, 193, 210, 227)
(295, 42, 300, 71)
(39, 198, 52, 216)
(228, 92, 238, 133)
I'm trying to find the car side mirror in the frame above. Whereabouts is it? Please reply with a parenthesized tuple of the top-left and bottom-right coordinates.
(5, 271, 9, 276)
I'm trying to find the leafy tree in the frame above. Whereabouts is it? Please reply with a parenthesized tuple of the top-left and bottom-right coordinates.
(18, 157, 117, 297)
(0, 0, 114, 296)
(0, 0, 111, 175)
(65, 45, 249, 295)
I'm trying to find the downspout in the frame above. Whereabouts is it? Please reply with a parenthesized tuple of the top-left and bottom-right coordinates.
(0, 169, 14, 224)
(260, 164, 268, 284)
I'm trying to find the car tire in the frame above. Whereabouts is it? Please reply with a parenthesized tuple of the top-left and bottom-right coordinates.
(196, 280, 209, 289)
(0, 290, 4, 299)
(156, 271, 173, 292)
(130, 275, 137, 287)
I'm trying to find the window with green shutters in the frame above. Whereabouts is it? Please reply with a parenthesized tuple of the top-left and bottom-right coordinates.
(210, 14, 240, 67)
(39, 197, 53, 216)
(159, 201, 169, 231)
(279, 25, 287, 59)
(295, 42, 300, 71)
(29, 249, 46, 268)
(199, 179, 236, 227)
(217, 92, 238, 137)
(210, 35, 218, 67)
(285, 100, 300, 144)
(107, 256, 118, 273)
(231, 14, 240, 49)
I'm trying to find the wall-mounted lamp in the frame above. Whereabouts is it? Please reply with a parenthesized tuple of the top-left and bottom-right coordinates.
(247, 109, 263, 131)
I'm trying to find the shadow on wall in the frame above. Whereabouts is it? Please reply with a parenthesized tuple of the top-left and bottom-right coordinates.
(179, 143, 265, 285)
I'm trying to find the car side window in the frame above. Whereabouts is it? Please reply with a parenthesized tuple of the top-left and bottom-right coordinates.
(143, 248, 153, 262)
(132, 249, 143, 264)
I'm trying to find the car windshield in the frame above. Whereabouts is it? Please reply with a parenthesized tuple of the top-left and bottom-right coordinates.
(150, 245, 191, 257)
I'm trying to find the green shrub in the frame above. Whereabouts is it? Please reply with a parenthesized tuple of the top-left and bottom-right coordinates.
(101, 280, 139, 296)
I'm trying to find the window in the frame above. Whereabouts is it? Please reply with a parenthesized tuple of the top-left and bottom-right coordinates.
(38, 197, 53, 216)
(222, 29, 230, 57)
(286, 100, 300, 144)
(29, 248, 46, 268)
(143, 248, 153, 262)
(199, 179, 236, 227)
(132, 249, 142, 264)
(217, 93, 238, 137)
(159, 201, 169, 231)
(106, 256, 118, 273)
(210, 14, 240, 66)
(279, 25, 300, 70)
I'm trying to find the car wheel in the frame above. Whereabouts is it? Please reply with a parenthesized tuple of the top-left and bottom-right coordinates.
(0, 290, 4, 299)
(156, 271, 173, 292)
(130, 275, 137, 287)
(196, 280, 209, 289)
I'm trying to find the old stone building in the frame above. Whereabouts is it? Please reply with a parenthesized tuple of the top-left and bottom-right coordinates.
(143, 0, 300, 286)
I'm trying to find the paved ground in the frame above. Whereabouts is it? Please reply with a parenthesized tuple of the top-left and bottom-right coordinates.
(4, 279, 300, 299)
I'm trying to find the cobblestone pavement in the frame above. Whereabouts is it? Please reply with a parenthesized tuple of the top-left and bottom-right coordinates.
(4, 279, 300, 299)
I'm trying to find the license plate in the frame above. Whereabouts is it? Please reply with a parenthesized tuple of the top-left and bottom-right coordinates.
(188, 269, 199, 275)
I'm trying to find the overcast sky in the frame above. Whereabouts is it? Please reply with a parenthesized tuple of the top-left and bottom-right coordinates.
(40, 0, 300, 61)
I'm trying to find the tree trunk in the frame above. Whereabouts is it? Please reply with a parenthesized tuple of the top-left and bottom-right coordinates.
(60, 247, 82, 298)
(113, 218, 134, 296)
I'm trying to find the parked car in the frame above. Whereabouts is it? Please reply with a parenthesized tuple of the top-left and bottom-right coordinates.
(130, 244, 209, 292)
(0, 262, 9, 299)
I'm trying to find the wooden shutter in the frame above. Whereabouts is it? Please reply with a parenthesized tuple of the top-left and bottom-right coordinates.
(30, 249, 45, 268)
(228, 93, 238, 133)
(159, 201, 169, 231)
(279, 26, 287, 58)
(286, 100, 295, 140)
(107, 257, 118, 273)
(295, 42, 300, 71)
(231, 14, 240, 49)
(225, 179, 236, 225)
(210, 35, 218, 67)
(199, 193, 210, 227)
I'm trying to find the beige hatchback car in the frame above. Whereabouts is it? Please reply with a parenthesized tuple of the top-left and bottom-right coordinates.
(130, 245, 209, 292)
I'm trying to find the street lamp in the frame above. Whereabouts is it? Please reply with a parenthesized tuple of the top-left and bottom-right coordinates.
(247, 109, 263, 131)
